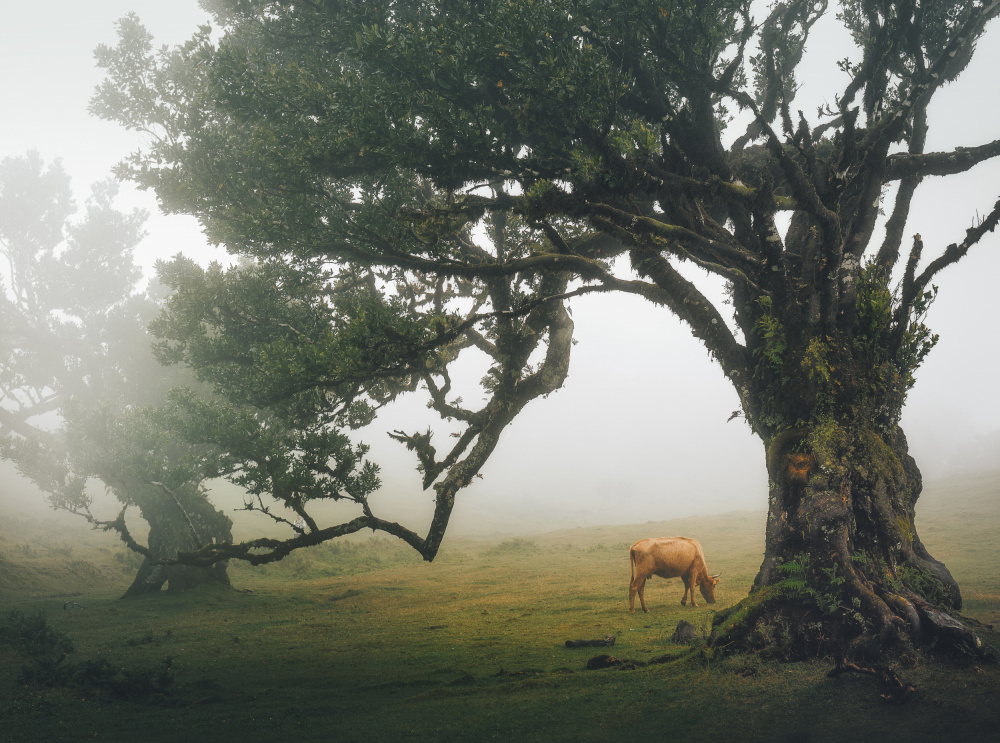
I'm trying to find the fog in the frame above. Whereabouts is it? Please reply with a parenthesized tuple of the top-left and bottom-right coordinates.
(2, 1, 999, 538)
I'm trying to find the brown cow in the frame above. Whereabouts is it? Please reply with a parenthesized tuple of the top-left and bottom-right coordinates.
(628, 537, 720, 613)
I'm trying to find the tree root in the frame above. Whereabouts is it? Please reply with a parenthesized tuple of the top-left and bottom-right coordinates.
(881, 591, 922, 641)
(904, 592, 983, 653)
(827, 657, 915, 703)
(712, 575, 983, 664)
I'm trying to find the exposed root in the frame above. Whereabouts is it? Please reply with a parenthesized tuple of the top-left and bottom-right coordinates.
(881, 591, 922, 641)
(838, 560, 911, 650)
(905, 592, 984, 653)
(827, 657, 916, 703)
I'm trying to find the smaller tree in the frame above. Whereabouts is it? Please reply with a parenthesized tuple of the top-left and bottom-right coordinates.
(0, 152, 233, 595)
(146, 205, 579, 566)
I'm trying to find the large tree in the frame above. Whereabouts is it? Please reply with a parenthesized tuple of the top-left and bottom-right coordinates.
(0, 152, 233, 595)
(93, 1, 1000, 657)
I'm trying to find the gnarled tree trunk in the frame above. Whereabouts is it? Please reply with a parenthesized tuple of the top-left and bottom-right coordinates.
(122, 483, 233, 597)
(715, 313, 979, 657)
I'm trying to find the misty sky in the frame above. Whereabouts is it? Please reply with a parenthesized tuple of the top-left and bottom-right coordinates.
(2, 1, 999, 535)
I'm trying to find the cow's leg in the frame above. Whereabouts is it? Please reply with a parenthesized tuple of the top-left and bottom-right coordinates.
(682, 576, 698, 607)
(688, 574, 699, 607)
(637, 577, 649, 613)
(629, 574, 645, 613)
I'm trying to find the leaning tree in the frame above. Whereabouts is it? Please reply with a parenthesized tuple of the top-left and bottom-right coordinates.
(0, 152, 233, 595)
(93, 0, 1000, 657)
(134, 203, 578, 564)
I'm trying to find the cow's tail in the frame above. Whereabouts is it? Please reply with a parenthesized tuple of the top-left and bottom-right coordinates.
(629, 546, 636, 584)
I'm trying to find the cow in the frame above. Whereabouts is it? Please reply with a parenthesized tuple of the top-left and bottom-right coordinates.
(628, 537, 720, 613)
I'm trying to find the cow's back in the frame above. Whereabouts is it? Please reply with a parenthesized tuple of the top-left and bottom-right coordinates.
(631, 537, 704, 578)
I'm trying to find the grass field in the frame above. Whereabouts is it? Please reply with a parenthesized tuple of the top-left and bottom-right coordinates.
(1, 471, 999, 742)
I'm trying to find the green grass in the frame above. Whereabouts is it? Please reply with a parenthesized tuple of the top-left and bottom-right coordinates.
(1, 472, 999, 742)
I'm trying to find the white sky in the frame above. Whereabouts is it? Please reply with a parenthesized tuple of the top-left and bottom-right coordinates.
(2, 1, 998, 535)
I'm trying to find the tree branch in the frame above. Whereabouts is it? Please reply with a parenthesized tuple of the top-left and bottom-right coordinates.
(877, 103, 928, 269)
(173, 514, 430, 566)
(885, 139, 1000, 181)
(864, 0, 1000, 149)
(910, 196, 1000, 298)
(730, 0, 827, 153)
(627, 246, 751, 393)
(585, 202, 762, 273)
(892, 197, 1000, 349)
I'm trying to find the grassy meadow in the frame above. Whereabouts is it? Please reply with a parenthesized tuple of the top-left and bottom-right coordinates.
(1, 471, 999, 742)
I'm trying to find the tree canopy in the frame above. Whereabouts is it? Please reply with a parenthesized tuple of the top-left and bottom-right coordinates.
(91, 0, 1000, 657)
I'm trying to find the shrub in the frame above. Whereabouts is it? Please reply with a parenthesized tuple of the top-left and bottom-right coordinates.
(2, 610, 174, 702)
(482, 538, 540, 557)
(0, 610, 74, 659)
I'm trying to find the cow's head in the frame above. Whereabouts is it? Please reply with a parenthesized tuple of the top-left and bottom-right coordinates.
(699, 573, 721, 604)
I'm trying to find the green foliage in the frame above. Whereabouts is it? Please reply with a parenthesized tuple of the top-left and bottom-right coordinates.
(896, 285, 941, 391)
(852, 264, 894, 361)
(0, 153, 148, 448)
(800, 338, 832, 386)
(88, 0, 757, 260)
(151, 257, 436, 417)
(853, 263, 939, 403)
(752, 261, 943, 441)
(839, 0, 985, 87)
(752, 296, 786, 369)
(899, 564, 954, 609)
(776, 555, 846, 617)
(157, 387, 381, 510)
(145, 257, 404, 517)
(0, 153, 144, 323)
